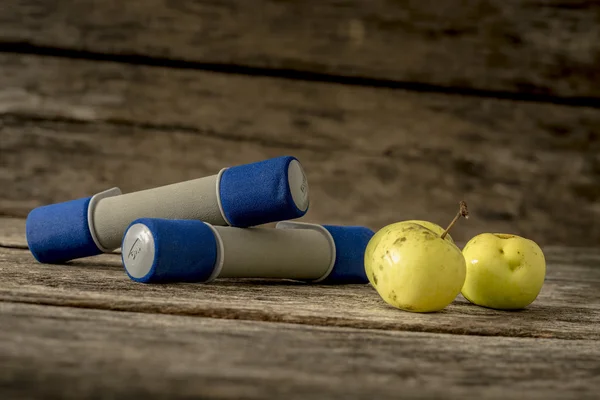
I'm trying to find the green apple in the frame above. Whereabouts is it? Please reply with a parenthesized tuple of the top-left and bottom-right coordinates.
(461, 233, 546, 310)
(364, 220, 466, 313)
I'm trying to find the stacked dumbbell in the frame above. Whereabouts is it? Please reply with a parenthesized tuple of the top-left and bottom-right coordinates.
(25, 156, 374, 285)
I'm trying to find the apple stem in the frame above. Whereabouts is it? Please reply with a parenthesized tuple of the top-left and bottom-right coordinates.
(441, 201, 469, 239)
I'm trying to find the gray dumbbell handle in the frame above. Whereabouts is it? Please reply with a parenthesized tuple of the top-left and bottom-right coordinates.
(211, 223, 334, 281)
(92, 174, 226, 251)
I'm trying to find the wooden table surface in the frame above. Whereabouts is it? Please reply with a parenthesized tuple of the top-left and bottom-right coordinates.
(1, 216, 599, 399)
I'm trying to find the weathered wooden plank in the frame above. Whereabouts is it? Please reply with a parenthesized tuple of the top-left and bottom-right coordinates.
(1, 302, 600, 400)
(1, 0, 600, 98)
(1, 244, 599, 340)
(1, 55, 599, 245)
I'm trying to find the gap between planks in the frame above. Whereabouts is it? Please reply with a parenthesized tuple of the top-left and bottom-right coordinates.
(2, 0, 600, 99)
(1, 42, 599, 108)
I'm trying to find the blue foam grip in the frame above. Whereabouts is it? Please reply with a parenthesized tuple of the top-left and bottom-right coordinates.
(319, 225, 375, 284)
(26, 196, 101, 264)
(219, 156, 307, 227)
(123, 218, 218, 284)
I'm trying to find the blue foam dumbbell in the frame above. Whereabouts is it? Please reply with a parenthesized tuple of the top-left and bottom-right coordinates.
(26, 156, 309, 264)
(121, 218, 374, 284)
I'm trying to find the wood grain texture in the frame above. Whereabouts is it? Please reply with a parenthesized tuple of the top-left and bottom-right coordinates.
(0, 217, 27, 248)
(1, 238, 600, 340)
(2, 302, 600, 400)
(2, 0, 600, 98)
(1, 54, 599, 245)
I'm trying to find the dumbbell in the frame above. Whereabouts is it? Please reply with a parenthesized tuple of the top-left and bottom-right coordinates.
(121, 218, 374, 284)
(26, 156, 309, 264)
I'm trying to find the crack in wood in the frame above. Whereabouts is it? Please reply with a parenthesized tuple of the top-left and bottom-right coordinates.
(1, 41, 600, 108)
(0, 111, 331, 152)
(0, 297, 585, 340)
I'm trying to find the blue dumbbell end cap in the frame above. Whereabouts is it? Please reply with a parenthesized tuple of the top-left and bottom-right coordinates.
(26, 196, 102, 264)
(121, 218, 218, 284)
(320, 225, 375, 284)
(219, 156, 309, 227)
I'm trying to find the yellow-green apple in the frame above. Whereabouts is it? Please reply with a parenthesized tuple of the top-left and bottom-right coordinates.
(461, 233, 546, 310)
(364, 203, 469, 313)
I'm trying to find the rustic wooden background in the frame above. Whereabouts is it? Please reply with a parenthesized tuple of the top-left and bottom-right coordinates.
(1, 0, 599, 246)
